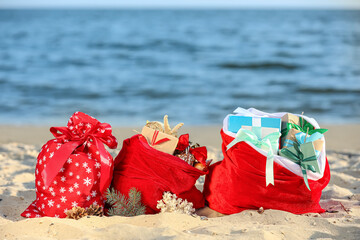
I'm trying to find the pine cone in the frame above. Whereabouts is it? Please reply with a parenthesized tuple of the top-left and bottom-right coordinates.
(66, 207, 88, 220)
(86, 204, 104, 217)
(176, 152, 195, 166)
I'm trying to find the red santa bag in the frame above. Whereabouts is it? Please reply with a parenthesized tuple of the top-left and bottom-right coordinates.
(203, 129, 331, 215)
(21, 112, 118, 218)
(111, 134, 207, 214)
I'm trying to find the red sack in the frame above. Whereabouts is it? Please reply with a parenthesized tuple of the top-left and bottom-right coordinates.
(203, 129, 331, 215)
(21, 112, 118, 218)
(111, 134, 207, 214)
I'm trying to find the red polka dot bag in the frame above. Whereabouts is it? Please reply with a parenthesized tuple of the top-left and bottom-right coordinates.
(21, 112, 118, 218)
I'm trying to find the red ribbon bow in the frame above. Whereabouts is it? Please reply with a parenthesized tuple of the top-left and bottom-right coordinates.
(41, 112, 118, 194)
(176, 134, 207, 165)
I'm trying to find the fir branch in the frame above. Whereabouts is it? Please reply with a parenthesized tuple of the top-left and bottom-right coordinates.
(106, 187, 146, 217)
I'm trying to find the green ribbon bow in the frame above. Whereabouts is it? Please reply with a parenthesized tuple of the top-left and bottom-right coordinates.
(227, 129, 281, 186)
(279, 143, 320, 191)
(281, 117, 328, 137)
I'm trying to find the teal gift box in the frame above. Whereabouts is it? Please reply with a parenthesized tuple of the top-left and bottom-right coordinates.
(228, 115, 281, 139)
(279, 142, 320, 191)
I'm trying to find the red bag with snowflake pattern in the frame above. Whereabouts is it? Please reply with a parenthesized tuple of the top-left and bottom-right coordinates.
(21, 112, 118, 218)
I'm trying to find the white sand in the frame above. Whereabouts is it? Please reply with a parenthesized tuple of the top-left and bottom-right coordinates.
(0, 125, 360, 239)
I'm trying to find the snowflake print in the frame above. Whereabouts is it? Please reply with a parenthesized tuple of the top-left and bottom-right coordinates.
(42, 186, 46, 190)
(94, 181, 97, 184)
(75, 162, 79, 167)
(60, 168, 65, 173)
(55, 214, 60, 218)
(71, 201, 78, 207)
(39, 160, 42, 165)
(35, 214, 41, 218)
(47, 148, 49, 152)
(93, 201, 98, 206)
(86, 168, 92, 174)
(25, 213, 31, 217)
(86, 123, 92, 128)
(56, 145, 61, 150)
(59, 187, 66, 193)
(49, 187, 53, 192)
(48, 200, 54, 207)
(67, 158, 72, 164)
(69, 172, 73, 177)
(53, 180, 58, 185)
(61, 176, 66, 182)
(37, 181, 41, 186)
(96, 151, 99, 155)
(86, 196, 91, 201)
(87, 153, 92, 159)
(77, 191, 81, 196)
(82, 162, 88, 168)
(97, 172, 101, 178)
(49, 152, 54, 158)
(41, 203, 45, 209)
(57, 204, 61, 208)
(73, 182, 79, 189)
(83, 177, 91, 186)
(95, 162, 101, 169)
(60, 196, 67, 203)
(36, 169, 39, 175)
(87, 141, 92, 147)
(63, 208, 68, 214)
(91, 191, 97, 197)
(69, 187, 74, 193)
(51, 192, 56, 197)
(76, 175, 80, 180)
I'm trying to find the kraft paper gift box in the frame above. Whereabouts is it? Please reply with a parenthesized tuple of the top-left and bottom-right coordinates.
(141, 126, 179, 155)
(282, 128, 324, 157)
(281, 113, 328, 147)
(228, 115, 281, 139)
(281, 113, 301, 132)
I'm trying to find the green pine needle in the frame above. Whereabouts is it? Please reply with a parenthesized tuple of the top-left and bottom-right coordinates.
(106, 187, 146, 217)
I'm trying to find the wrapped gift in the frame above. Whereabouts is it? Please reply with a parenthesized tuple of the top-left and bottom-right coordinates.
(141, 126, 179, 155)
(281, 113, 328, 145)
(228, 115, 281, 139)
(279, 142, 320, 191)
(282, 128, 324, 156)
(21, 112, 118, 218)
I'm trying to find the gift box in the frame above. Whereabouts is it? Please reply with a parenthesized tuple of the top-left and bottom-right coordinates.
(228, 115, 281, 139)
(281, 113, 328, 146)
(279, 142, 320, 190)
(21, 112, 118, 218)
(282, 128, 324, 156)
(141, 126, 179, 155)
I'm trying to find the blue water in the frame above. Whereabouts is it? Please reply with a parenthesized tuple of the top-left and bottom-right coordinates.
(0, 9, 360, 126)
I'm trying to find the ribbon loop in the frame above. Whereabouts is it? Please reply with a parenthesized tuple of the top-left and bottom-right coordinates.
(227, 129, 281, 186)
(42, 112, 118, 194)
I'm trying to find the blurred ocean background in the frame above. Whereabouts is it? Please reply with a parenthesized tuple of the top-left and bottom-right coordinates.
(0, 9, 359, 125)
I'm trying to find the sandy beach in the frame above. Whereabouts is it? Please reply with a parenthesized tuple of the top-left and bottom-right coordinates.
(1, 125, 360, 239)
